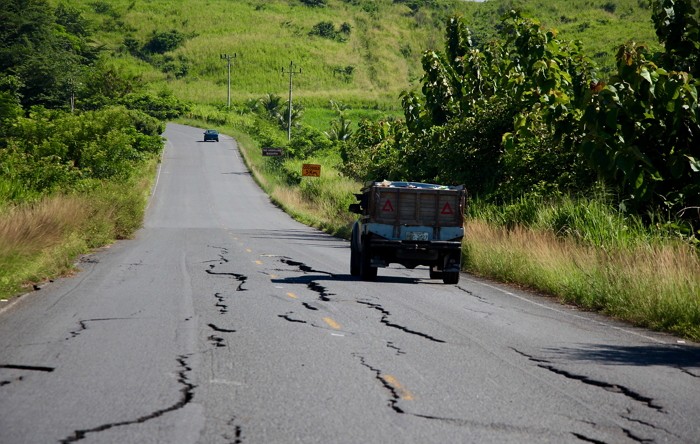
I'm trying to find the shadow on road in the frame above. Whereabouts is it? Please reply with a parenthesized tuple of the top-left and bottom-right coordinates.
(271, 274, 421, 286)
(251, 229, 347, 245)
(546, 344, 700, 368)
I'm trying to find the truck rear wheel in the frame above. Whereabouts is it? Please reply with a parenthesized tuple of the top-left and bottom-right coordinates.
(350, 243, 360, 276)
(442, 271, 460, 284)
(360, 242, 377, 281)
(350, 223, 360, 276)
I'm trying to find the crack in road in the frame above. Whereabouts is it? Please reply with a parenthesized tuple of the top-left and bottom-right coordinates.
(679, 367, 700, 378)
(571, 432, 608, 444)
(60, 355, 196, 443)
(214, 293, 229, 314)
(301, 302, 319, 311)
(0, 376, 24, 386)
(386, 341, 406, 356)
(354, 356, 577, 436)
(0, 364, 55, 372)
(206, 266, 248, 291)
(207, 324, 235, 348)
(279, 258, 333, 276)
(354, 354, 405, 414)
(513, 348, 665, 413)
(224, 416, 243, 444)
(208, 323, 236, 333)
(539, 364, 664, 413)
(66, 318, 131, 340)
(357, 301, 446, 344)
(307, 281, 333, 302)
(275, 257, 338, 303)
(206, 245, 230, 263)
(621, 415, 681, 441)
(278, 312, 307, 324)
(208, 335, 226, 347)
(0, 366, 49, 386)
(623, 427, 654, 443)
(456, 286, 495, 305)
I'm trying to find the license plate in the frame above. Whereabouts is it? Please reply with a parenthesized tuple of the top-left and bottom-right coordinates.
(406, 231, 429, 241)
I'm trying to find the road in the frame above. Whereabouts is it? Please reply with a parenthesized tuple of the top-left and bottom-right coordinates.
(1, 123, 698, 444)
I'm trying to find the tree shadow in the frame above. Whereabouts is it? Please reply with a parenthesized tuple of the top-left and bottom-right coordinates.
(271, 273, 421, 286)
(546, 343, 700, 368)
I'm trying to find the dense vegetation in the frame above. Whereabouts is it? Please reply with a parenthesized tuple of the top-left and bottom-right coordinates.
(2, 0, 698, 338)
(0, 0, 187, 297)
(344, 5, 699, 234)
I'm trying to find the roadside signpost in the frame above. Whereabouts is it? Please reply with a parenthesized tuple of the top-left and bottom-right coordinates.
(262, 147, 284, 157)
(302, 164, 321, 177)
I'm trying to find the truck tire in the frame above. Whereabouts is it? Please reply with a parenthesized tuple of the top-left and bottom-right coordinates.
(350, 248, 360, 276)
(429, 266, 443, 280)
(350, 224, 360, 276)
(360, 242, 377, 281)
(350, 243, 360, 277)
(442, 271, 460, 285)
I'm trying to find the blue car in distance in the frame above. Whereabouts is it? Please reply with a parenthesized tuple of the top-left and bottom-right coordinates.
(203, 129, 219, 142)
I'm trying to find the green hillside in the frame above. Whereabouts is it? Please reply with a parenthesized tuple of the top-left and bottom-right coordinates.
(56, 0, 659, 109)
(466, 0, 662, 72)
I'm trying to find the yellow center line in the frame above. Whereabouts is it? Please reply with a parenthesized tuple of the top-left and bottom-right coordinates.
(323, 317, 341, 330)
(384, 375, 414, 401)
(255, 260, 263, 265)
(287, 292, 298, 299)
(245, 248, 252, 253)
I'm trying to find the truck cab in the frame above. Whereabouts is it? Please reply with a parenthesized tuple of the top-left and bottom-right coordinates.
(349, 181, 466, 284)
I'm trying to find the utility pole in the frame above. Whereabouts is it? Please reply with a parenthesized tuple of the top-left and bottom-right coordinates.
(282, 61, 301, 141)
(220, 53, 236, 108)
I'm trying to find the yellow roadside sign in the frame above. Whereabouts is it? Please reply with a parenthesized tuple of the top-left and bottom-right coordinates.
(302, 164, 321, 177)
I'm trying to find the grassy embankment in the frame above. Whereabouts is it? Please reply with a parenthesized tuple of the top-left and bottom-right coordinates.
(0, 158, 158, 300)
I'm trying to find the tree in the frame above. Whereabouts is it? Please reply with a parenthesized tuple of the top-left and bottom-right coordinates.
(0, 0, 98, 109)
(652, 0, 700, 77)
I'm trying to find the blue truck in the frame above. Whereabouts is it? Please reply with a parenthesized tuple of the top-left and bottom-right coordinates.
(349, 181, 466, 284)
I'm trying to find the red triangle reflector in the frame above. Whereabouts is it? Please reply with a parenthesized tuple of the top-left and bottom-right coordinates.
(382, 199, 394, 212)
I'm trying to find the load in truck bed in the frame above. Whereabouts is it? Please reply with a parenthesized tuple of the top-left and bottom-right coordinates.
(349, 181, 467, 284)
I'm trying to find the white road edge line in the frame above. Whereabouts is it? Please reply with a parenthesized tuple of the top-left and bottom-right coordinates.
(145, 139, 168, 212)
(464, 276, 667, 344)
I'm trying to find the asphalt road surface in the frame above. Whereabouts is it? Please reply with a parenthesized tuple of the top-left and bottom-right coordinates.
(1, 123, 698, 444)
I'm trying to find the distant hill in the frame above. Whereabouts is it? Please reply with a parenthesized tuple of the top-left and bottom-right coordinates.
(58, 0, 659, 107)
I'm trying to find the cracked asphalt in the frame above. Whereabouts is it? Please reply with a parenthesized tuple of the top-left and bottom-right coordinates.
(1, 123, 699, 443)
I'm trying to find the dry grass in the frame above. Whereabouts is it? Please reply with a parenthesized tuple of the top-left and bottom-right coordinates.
(464, 219, 700, 339)
(0, 195, 90, 296)
(0, 195, 87, 255)
(0, 158, 157, 299)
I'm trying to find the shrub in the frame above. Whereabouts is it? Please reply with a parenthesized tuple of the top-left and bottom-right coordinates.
(301, 0, 327, 6)
(143, 30, 186, 54)
(288, 125, 334, 159)
(310, 21, 338, 39)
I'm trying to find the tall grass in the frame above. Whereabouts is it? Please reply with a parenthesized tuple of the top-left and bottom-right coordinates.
(0, 158, 157, 299)
(465, 196, 700, 340)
